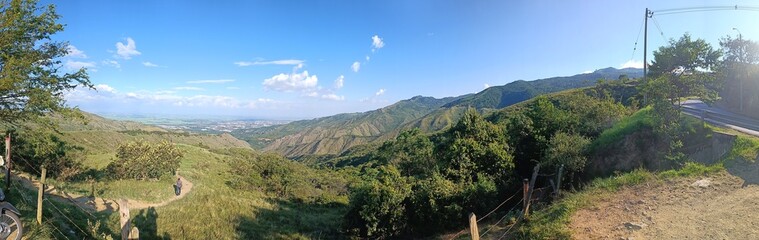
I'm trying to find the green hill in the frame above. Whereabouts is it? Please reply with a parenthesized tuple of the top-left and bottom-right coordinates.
(238, 68, 642, 158)
(55, 110, 252, 153)
(234, 95, 465, 157)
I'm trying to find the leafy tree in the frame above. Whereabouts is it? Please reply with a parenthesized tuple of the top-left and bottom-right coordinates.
(0, 0, 92, 126)
(643, 33, 722, 133)
(406, 173, 461, 235)
(717, 35, 759, 114)
(375, 128, 436, 178)
(649, 33, 722, 79)
(544, 132, 590, 173)
(107, 140, 183, 180)
(439, 108, 513, 184)
(343, 166, 410, 238)
(11, 128, 83, 180)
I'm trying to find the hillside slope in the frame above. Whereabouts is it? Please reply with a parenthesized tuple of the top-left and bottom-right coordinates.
(56, 110, 251, 153)
(241, 67, 642, 157)
(236, 95, 463, 157)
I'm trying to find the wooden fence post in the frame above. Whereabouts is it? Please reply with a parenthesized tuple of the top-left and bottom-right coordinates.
(468, 213, 479, 240)
(524, 165, 540, 218)
(120, 199, 130, 240)
(522, 178, 529, 216)
(37, 167, 46, 225)
(5, 134, 10, 192)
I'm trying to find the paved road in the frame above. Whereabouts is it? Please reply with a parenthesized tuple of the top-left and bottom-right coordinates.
(681, 100, 759, 137)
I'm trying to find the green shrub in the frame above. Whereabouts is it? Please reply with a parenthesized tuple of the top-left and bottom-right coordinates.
(106, 140, 183, 180)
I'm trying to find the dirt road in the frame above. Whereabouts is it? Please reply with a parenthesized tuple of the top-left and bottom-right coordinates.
(570, 160, 759, 239)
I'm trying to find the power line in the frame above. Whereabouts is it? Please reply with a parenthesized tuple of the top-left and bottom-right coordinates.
(631, 18, 645, 60)
(653, 5, 759, 16)
(651, 16, 667, 41)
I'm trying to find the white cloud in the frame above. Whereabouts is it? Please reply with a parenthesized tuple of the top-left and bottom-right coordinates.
(351, 61, 361, 72)
(173, 86, 205, 91)
(115, 37, 141, 59)
(102, 60, 121, 68)
(366, 56, 370, 61)
(334, 75, 344, 89)
(620, 60, 643, 69)
(305, 90, 344, 101)
(371, 35, 385, 51)
(375, 88, 385, 96)
(65, 60, 95, 70)
(320, 94, 345, 101)
(95, 84, 116, 93)
(234, 59, 304, 67)
(142, 62, 160, 67)
(484, 84, 490, 89)
(187, 79, 235, 84)
(66, 45, 87, 58)
(582, 70, 593, 74)
(226, 86, 241, 90)
(263, 70, 318, 92)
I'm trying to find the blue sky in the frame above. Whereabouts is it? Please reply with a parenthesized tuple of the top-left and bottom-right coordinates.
(51, 0, 759, 120)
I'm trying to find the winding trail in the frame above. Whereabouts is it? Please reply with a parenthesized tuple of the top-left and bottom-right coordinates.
(14, 172, 193, 212)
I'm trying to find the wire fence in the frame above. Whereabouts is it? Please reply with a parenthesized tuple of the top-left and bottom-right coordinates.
(7, 155, 107, 239)
(448, 187, 530, 240)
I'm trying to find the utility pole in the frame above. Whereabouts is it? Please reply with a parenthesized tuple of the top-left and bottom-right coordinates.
(643, 8, 653, 104)
(643, 8, 650, 104)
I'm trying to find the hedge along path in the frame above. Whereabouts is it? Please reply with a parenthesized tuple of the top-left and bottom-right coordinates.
(15, 171, 193, 212)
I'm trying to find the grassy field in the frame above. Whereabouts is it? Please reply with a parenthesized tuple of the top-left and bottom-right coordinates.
(47, 141, 348, 239)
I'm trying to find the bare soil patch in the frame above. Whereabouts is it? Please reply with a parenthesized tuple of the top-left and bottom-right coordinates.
(570, 163, 759, 240)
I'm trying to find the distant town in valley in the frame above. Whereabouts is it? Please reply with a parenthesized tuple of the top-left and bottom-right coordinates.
(97, 113, 290, 133)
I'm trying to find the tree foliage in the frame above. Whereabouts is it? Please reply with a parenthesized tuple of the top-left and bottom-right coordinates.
(717, 35, 759, 116)
(106, 140, 183, 180)
(439, 108, 513, 183)
(0, 0, 91, 125)
(343, 166, 410, 238)
(643, 33, 722, 135)
(11, 128, 83, 180)
(544, 132, 590, 173)
(342, 90, 634, 238)
(375, 128, 436, 178)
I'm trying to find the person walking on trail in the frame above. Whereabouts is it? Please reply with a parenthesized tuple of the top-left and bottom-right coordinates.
(175, 177, 183, 196)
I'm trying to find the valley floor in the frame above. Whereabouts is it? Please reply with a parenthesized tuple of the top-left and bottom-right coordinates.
(570, 159, 759, 239)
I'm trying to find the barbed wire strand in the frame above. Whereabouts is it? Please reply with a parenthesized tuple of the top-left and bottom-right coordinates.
(479, 198, 523, 238)
(46, 219, 69, 240)
(496, 215, 524, 240)
(43, 198, 90, 237)
(13, 156, 100, 220)
(448, 188, 527, 240)
(477, 189, 522, 223)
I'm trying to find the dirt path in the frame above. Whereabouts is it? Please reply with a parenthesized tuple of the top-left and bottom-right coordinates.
(125, 176, 193, 209)
(569, 161, 759, 239)
(15, 173, 193, 212)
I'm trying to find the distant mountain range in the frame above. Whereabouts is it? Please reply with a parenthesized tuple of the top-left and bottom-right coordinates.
(233, 67, 643, 157)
